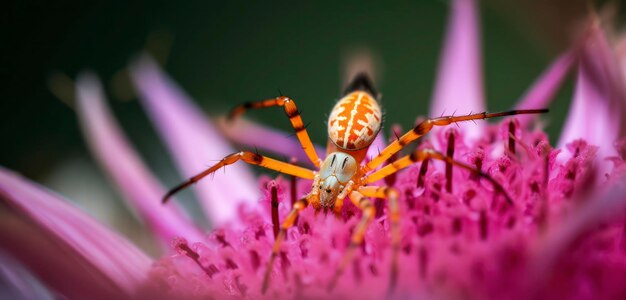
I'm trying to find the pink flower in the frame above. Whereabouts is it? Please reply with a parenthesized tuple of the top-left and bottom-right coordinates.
(2, 0, 626, 299)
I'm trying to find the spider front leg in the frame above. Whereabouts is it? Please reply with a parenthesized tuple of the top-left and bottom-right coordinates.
(262, 194, 312, 294)
(228, 96, 322, 168)
(162, 151, 316, 203)
(328, 190, 376, 291)
(358, 186, 400, 293)
(364, 109, 549, 172)
(364, 148, 513, 204)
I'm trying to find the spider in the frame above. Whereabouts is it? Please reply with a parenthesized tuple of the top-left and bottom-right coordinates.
(162, 73, 548, 293)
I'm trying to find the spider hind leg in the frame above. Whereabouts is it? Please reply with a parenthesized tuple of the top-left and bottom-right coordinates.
(227, 97, 322, 167)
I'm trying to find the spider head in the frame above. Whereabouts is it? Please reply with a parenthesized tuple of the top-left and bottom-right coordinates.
(317, 152, 357, 208)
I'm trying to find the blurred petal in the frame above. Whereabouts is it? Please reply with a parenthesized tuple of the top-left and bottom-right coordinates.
(531, 176, 626, 287)
(616, 33, 626, 113)
(557, 25, 626, 175)
(430, 0, 484, 142)
(129, 55, 260, 226)
(0, 251, 54, 300)
(616, 33, 626, 72)
(0, 167, 152, 298)
(515, 50, 576, 128)
(75, 72, 204, 245)
(216, 117, 326, 165)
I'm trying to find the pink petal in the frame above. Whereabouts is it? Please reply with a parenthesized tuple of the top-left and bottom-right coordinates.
(129, 55, 260, 226)
(366, 131, 387, 163)
(530, 177, 626, 287)
(430, 0, 485, 142)
(616, 33, 626, 72)
(75, 72, 204, 245)
(216, 117, 326, 166)
(0, 167, 152, 298)
(557, 25, 626, 176)
(515, 50, 576, 128)
(0, 253, 53, 299)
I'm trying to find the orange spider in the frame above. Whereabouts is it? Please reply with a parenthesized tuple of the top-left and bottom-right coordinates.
(162, 73, 547, 293)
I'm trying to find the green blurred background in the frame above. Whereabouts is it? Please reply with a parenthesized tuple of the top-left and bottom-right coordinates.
(2, 0, 622, 251)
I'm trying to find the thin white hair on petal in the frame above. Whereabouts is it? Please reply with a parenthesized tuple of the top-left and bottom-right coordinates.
(75, 72, 204, 246)
(129, 55, 260, 227)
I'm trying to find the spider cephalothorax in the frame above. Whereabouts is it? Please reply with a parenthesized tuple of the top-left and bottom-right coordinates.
(313, 152, 359, 212)
(162, 71, 548, 293)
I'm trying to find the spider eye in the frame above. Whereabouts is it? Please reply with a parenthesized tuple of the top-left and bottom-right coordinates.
(326, 189, 331, 193)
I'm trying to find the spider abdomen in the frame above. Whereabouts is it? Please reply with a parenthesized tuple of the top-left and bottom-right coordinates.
(327, 91, 382, 150)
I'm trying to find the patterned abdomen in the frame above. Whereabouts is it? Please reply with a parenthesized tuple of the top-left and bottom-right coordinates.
(328, 91, 382, 150)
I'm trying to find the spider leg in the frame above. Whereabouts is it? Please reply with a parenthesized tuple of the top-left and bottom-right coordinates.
(364, 109, 548, 171)
(262, 195, 312, 294)
(358, 186, 400, 293)
(328, 190, 376, 291)
(364, 151, 426, 184)
(331, 180, 354, 216)
(228, 96, 322, 168)
(365, 149, 513, 205)
(162, 151, 316, 203)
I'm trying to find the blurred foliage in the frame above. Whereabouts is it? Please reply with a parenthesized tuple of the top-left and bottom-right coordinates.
(3, 0, 624, 180)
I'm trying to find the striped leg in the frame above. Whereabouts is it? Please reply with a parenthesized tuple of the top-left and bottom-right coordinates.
(228, 96, 322, 168)
(162, 151, 316, 203)
(358, 186, 400, 293)
(364, 149, 513, 204)
(364, 109, 549, 172)
(328, 191, 376, 291)
(262, 195, 311, 293)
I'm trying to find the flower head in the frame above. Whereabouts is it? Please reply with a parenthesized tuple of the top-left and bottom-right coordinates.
(2, 0, 626, 299)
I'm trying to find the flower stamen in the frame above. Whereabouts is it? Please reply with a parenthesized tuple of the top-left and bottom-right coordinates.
(446, 129, 457, 192)
(479, 210, 488, 240)
(269, 181, 280, 239)
(174, 238, 219, 278)
(417, 159, 430, 188)
(418, 246, 428, 279)
(508, 120, 517, 154)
